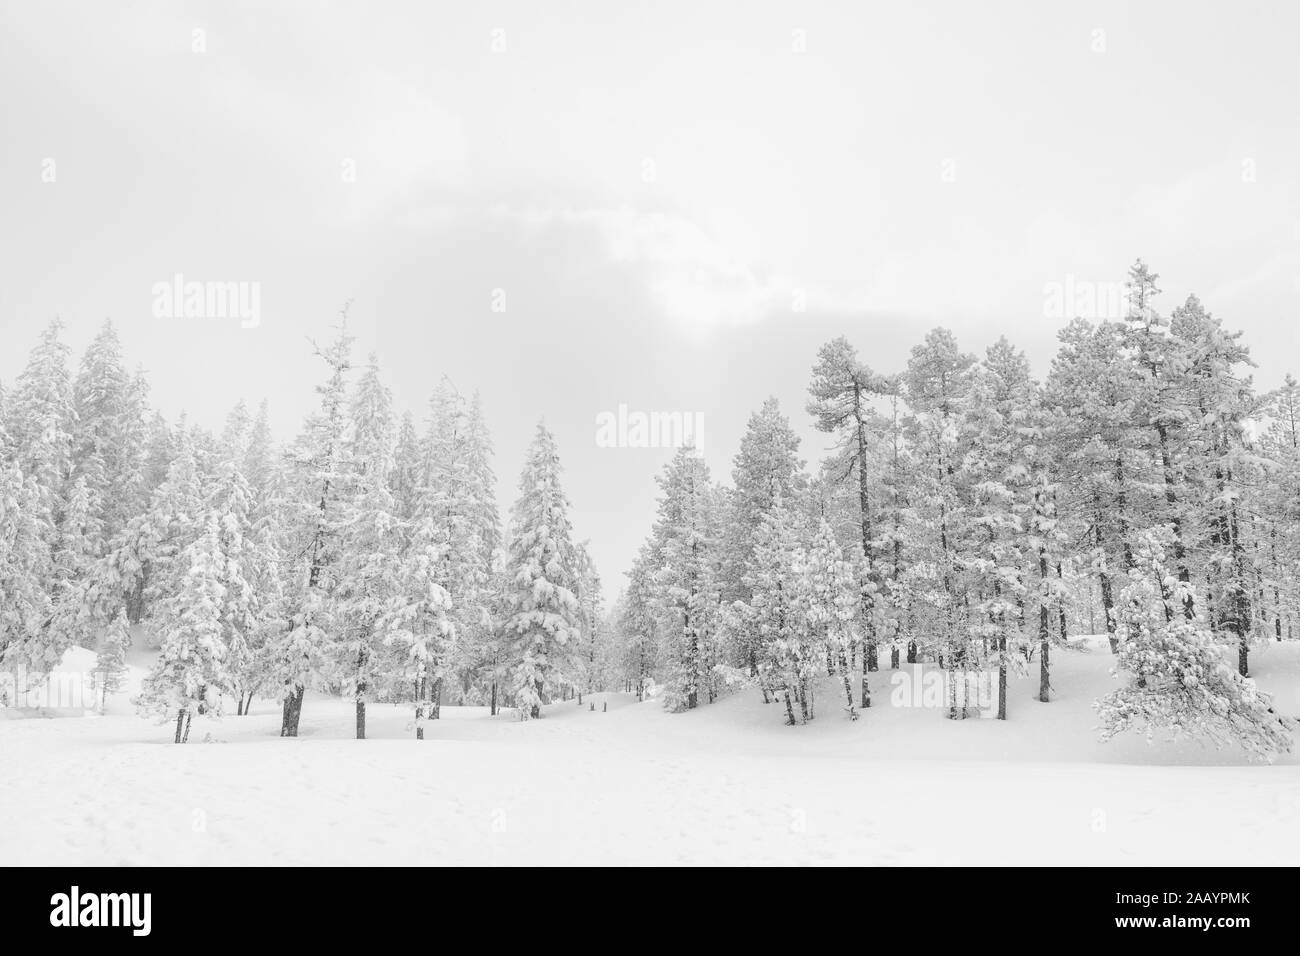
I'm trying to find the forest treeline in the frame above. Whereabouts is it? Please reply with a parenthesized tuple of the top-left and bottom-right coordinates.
(0, 313, 603, 740)
(0, 260, 1295, 757)
(616, 260, 1295, 758)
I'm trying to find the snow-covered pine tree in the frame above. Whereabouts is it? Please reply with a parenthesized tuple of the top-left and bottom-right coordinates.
(51, 474, 104, 616)
(502, 422, 580, 719)
(807, 337, 892, 672)
(1258, 375, 1300, 641)
(965, 340, 1035, 718)
(465, 392, 503, 561)
(1095, 527, 1293, 761)
(236, 465, 291, 715)
(419, 380, 493, 715)
(1045, 317, 1150, 654)
(384, 518, 455, 739)
(648, 447, 720, 711)
(746, 491, 812, 724)
(242, 400, 275, 501)
(1170, 294, 1261, 674)
(572, 540, 604, 703)
(0, 454, 54, 672)
(390, 411, 423, 526)
(93, 609, 131, 713)
(219, 400, 253, 465)
(138, 427, 207, 618)
(620, 549, 660, 701)
(274, 319, 355, 737)
(72, 320, 147, 545)
(4, 320, 76, 543)
(334, 357, 399, 738)
(803, 516, 859, 719)
(136, 516, 229, 743)
(725, 398, 808, 685)
(901, 329, 978, 672)
(206, 454, 260, 716)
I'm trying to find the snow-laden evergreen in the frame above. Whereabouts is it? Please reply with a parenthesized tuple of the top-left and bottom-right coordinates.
(136, 516, 229, 742)
(4, 262, 1297, 763)
(1096, 528, 1293, 759)
(502, 423, 580, 719)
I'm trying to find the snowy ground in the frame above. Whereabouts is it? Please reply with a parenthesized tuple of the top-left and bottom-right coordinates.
(3, 638, 1299, 865)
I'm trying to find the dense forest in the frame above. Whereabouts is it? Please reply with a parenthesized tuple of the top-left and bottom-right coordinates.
(0, 261, 1294, 757)
(617, 260, 1295, 759)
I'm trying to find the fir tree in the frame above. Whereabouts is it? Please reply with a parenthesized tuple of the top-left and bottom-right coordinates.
(502, 423, 580, 719)
(136, 517, 229, 743)
(93, 609, 131, 713)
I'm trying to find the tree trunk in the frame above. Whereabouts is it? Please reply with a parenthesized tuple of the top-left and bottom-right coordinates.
(997, 635, 1007, 720)
(174, 709, 186, 744)
(838, 650, 858, 719)
(280, 685, 305, 737)
(1038, 550, 1051, 703)
(355, 646, 369, 739)
(1055, 562, 1069, 643)
(416, 671, 427, 739)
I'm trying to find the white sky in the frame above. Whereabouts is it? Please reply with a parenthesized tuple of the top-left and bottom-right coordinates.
(3, 0, 1298, 602)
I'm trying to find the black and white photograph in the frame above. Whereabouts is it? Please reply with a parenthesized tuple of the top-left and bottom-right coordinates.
(1, 0, 1297, 913)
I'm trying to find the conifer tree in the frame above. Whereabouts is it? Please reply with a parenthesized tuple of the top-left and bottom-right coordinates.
(335, 357, 398, 738)
(502, 423, 580, 719)
(1096, 528, 1293, 761)
(93, 609, 131, 713)
(274, 319, 355, 737)
(648, 448, 719, 710)
(137, 517, 228, 743)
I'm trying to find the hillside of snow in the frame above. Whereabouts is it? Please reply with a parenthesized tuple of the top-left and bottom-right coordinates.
(2, 636, 1298, 865)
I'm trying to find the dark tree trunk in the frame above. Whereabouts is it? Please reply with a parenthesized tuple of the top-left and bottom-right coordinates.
(280, 685, 305, 737)
(1038, 550, 1051, 703)
(997, 635, 1007, 720)
(355, 646, 369, 739)
(174, 710, 186, 744)
(1055, 562, 1068, 643)
(838, 650, 858, 719)
(1099, 562, 1117, 654)
(416, 672, 427, 739)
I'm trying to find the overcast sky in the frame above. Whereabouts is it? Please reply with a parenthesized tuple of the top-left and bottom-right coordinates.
(3, 0, 1298, 602)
